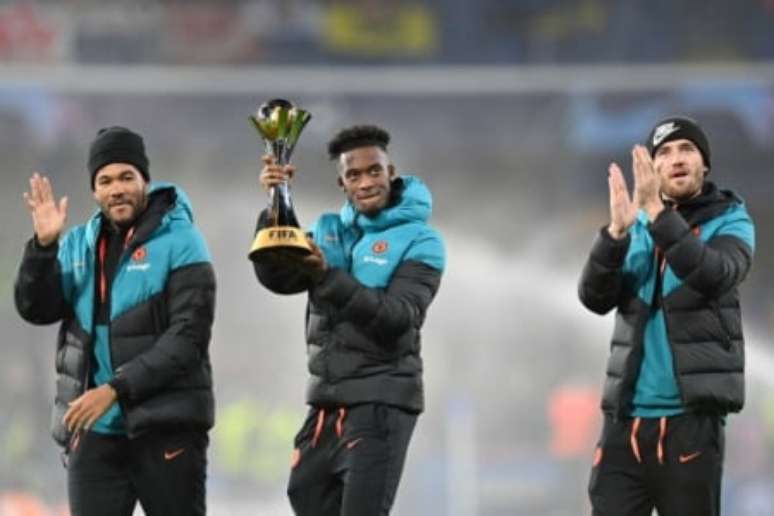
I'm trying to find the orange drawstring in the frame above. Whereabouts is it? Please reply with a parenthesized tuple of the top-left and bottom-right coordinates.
(630, 417, 642, 463)
(655, 246, 667, 274)
(657, 417, 667, 465)
(98, 237, 108, 303)
(630, 416, 669, 465)
(335, 408, 347, 438)
(98, 226, 136, 304)
(311, 408, 325, 448)
(70, 430, 82, 453)
(124, 226, 135, 246)
(310, 407, 349, 448)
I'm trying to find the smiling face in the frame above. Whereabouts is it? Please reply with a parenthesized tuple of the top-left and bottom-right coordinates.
(337, 145, 396, 216)
(652, 138, 707, 201)
(93, 163, 148, 228)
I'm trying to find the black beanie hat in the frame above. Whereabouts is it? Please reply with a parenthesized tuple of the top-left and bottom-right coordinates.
(646, 116, 711, 170)
(87, 126, 150, 189)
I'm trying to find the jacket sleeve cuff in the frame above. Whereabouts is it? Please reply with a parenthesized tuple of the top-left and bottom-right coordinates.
(310, 268, 356, 307)
(590, 226, 630, 268)
(108, 376, 130, 402)
(29, 235, 59, 255)
(648, 209, 690, 250)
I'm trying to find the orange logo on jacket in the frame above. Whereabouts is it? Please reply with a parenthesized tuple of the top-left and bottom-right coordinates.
(372, 240, 388, 254)
(132, 246, 147, 262)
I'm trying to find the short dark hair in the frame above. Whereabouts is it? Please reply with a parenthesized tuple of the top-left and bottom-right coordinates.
(327, 125, 390, 160)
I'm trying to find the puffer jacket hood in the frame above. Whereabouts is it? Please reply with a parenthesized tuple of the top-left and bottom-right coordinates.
(82, 182, 195, 249)
(340, 176, 433, 231)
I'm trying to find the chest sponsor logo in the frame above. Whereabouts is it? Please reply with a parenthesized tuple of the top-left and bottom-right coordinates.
(363, 255, 388, 266)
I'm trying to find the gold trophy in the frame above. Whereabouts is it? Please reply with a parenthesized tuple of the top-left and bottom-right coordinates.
(248, 98, 313, 262)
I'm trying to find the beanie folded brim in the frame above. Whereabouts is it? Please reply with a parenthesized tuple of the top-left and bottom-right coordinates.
(88, 126, 150, 188)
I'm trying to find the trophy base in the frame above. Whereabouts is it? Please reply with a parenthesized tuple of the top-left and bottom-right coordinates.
(248, 225, 313, 263)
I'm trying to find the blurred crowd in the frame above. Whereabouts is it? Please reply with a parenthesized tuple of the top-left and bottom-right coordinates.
(1, 0, 774, 65)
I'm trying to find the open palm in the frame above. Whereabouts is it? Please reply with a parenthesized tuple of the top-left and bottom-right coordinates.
(24, 173, 68, 246)
(608, 163, 637, 238)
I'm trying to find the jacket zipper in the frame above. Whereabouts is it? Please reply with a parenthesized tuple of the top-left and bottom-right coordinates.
(653, 246, 686, 406)
(97, 227, 136, 417)
(323, 222, 363, 385)
(111, 228, 137, 407)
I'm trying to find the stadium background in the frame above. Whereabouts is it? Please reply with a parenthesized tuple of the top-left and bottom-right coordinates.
(1, 1, 773, 514)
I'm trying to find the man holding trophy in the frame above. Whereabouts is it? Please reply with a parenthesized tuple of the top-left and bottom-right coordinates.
(250, 101, 446, 515)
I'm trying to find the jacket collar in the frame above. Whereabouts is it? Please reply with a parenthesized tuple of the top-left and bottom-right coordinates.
(663, 181, 740, 227)
(84, 182, 193, 250)
(339, 175, 433, 232)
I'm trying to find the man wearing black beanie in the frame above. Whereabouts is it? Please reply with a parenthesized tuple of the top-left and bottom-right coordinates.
(87, 126, 151, 188)
(15, 127, 216, 516)
(578, 116, 755, 516)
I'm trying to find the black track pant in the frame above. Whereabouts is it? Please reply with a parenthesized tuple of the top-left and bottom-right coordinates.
(287, 403, 417, 516)
(588, 413, 724, 516)
(67, 429, 208, 516)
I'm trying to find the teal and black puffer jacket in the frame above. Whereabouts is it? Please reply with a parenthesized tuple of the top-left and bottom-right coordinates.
(579, 181, 755, 418)
(254, 176, 446, 412)
(15, 183, 216, 446)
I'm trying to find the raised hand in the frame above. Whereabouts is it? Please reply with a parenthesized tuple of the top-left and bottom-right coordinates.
(632, 145, 664, 220)
(23, 173, 68, 246)
(607, 162, 637, 240)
